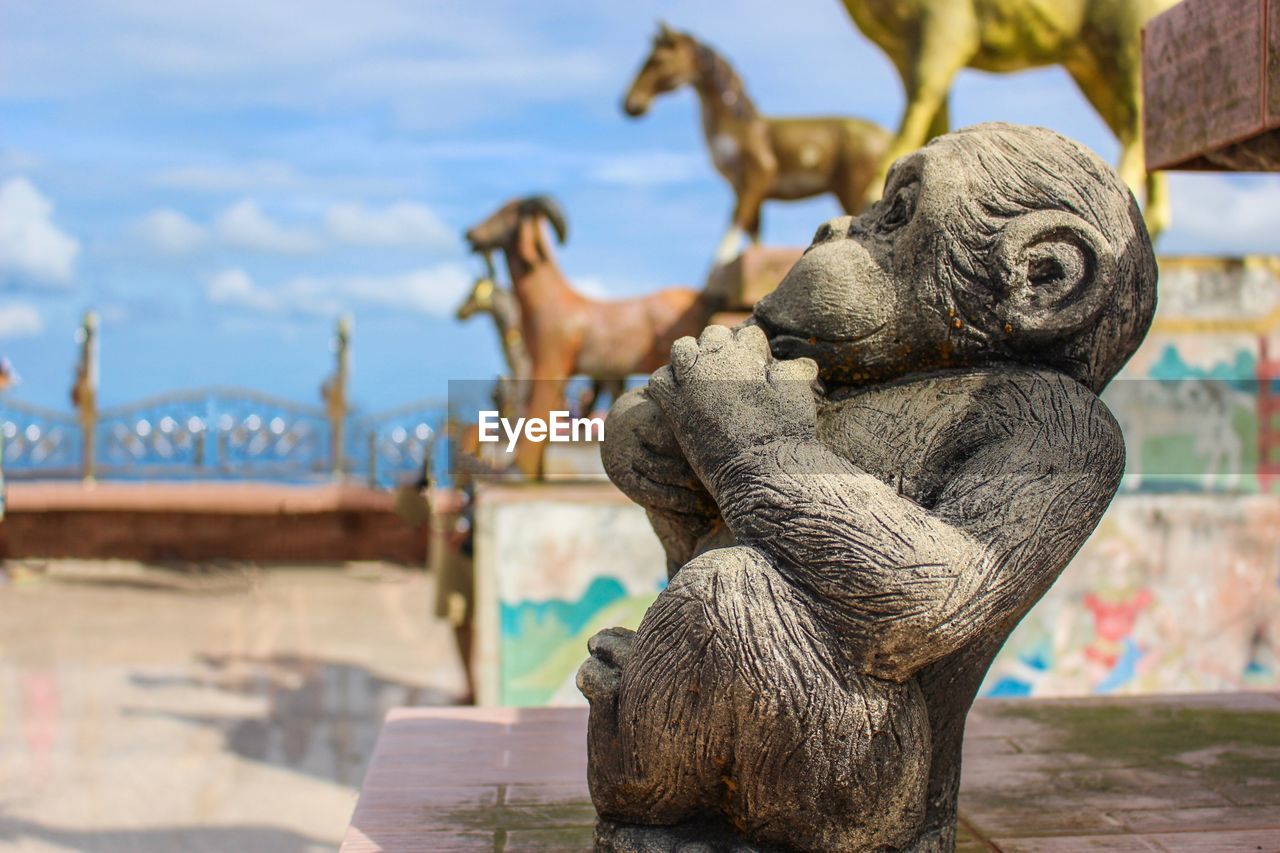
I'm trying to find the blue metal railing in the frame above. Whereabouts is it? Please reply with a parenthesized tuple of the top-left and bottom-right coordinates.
(0, 387, 446, 488)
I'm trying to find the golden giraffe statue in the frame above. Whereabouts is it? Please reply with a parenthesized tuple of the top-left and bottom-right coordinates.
(840, 0, 1176, 238)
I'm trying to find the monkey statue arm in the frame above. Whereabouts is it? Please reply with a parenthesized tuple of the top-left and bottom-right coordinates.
(601, 387, 729, 576)
(651, 325, 1125, 681)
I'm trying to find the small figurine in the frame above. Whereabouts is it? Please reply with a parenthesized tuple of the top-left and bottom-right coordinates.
(455, 251, 532, 420)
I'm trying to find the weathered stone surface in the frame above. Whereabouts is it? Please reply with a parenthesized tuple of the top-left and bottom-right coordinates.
(583, 124, 1159, 851)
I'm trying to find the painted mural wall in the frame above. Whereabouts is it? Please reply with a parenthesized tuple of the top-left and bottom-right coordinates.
(473, 257, 1280, 706)
(472, 484, 667, 707)
(983, 495, 1279, 697)
(1109, 257, 1280, 493)
(987, 257, 1280, 697)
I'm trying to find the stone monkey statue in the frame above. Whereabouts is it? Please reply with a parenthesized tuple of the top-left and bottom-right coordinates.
(580, 123, 1156, 852)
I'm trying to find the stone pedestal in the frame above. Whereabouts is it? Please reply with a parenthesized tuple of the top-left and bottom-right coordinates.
(341, 694, 1280, 851)
(705, 246, 804, 310)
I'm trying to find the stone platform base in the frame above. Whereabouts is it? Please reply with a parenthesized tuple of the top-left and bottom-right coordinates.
(342, 693, 1280, 852)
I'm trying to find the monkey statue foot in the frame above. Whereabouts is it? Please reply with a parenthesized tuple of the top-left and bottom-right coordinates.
(595, 818, 781, 853)
(595, 819, 955, 853)
(586, 124, 1156, 852)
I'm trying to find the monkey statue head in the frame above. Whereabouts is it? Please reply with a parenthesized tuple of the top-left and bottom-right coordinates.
(753, 123, 1157, 393)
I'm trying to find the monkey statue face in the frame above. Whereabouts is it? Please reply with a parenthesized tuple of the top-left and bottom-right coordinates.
(754, 124, 1156, 391)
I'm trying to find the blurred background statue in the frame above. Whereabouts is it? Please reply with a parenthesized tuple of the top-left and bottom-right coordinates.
(321, 314, 352, 477)
(70, 310, 99, 483)
(623, 23, 891, 264)
(839, 0, 1177, 238)
(464, 195, 713, 478)
(455, 252, 532, 420)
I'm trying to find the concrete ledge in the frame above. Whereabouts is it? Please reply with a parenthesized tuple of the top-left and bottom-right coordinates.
(7, 481, 399, 513)
(1, 481, 427, 563)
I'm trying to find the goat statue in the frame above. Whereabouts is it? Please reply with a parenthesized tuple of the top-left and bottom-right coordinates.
(464, 195, 715, 478)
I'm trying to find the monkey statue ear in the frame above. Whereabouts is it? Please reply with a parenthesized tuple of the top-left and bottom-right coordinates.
(992, 210, 1116, 343)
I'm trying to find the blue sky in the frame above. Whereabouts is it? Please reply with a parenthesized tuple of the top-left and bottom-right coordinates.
(1, 0, 1277, 413)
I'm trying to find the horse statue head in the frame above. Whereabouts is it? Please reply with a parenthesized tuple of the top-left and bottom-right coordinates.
(622, 22, 704, 117)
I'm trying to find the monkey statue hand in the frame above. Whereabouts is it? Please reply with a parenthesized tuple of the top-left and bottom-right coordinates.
(601, 385, 721, 571)
(648, 324, 819, 489)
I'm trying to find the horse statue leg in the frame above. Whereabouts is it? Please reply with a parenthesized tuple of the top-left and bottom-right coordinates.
(716, 150, 774, 265)
(866, 13, 977, 202)
(747, 205, 763, 245)
(1144, 170, 1170, 241)
(1064, 46, 1167, 239)
(714, 225, 749, 266)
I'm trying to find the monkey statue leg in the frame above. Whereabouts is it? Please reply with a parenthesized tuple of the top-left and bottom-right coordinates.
(579, 545, 931, 852)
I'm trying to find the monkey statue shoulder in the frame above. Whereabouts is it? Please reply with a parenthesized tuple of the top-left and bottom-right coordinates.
(582, 123, 1157, 852)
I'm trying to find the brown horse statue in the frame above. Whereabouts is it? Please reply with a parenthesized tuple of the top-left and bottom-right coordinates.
(839, 0, 1176, 238)
(464, 195, 713, 477)
(623, 23, 891, 264)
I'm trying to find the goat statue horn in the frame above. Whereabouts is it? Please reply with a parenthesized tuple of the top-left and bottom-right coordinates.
(518, 195, 568, 245)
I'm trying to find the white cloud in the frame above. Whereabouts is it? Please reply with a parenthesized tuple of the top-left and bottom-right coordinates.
(150, 161, 303, 193)
(216, 199, 319, 254)
(206, 268, 341, 316)
(338, 265, 472, 316)
(0, 301, 44, 337)
(589, 152, 705, 188)
(134, 208, 207, 254)
(325, 201, 456, 249)
(207, 268, 270, 311)
(0, 177, 80, 286)
(0, 1, 613, 126)
(1164, 174, 1280, 255)
(206, 264, 471, 318)
(139, 199, 456, 256)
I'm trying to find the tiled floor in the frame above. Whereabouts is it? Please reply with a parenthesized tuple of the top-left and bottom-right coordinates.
(0, 560, 467, 852)
(344, 695, 1280, 852)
